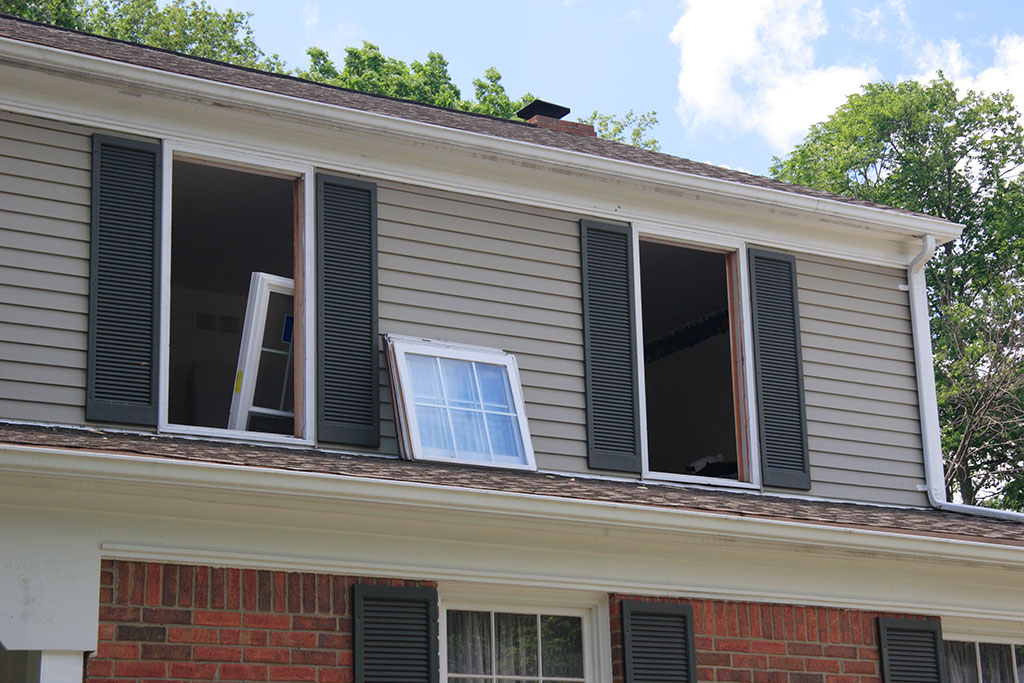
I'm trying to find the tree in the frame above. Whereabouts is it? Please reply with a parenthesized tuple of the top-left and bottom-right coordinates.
(579, 109, 660, 151)
(0, 0, 81, 28)
(771, 74, 1024, 508)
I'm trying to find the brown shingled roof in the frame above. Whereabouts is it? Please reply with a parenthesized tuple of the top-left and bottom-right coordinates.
(3, 422, 1022, 547)
(0, 15, 933, 219)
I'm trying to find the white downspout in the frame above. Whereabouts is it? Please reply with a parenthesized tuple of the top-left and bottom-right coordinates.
(908, 235, 1024, 521)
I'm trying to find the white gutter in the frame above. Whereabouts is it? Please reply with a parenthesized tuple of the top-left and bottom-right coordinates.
(908, 236, 1024, 522)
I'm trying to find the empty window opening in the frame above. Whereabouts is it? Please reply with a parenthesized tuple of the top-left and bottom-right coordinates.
(640, 240, 743, 479)
(168, 160, 298, 435)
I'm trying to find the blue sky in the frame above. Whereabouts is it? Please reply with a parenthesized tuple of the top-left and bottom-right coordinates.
(203, 0, 1024, 176)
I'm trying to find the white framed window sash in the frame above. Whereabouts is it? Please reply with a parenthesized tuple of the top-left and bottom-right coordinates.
(632, 224, 762, 489)
(157, 140, 316, 445)
(387, 334, 537, 470)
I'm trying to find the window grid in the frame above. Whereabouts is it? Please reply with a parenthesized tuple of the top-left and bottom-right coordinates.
(424, 357, 515, 463)
(446, 610, 586, 683)
(946, 640, 1023, 683)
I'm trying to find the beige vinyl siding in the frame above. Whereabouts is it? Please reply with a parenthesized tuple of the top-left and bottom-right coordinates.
(376, 181, 589, 468)
(784, 254, 928, 506)
(0, 111, 91, 424)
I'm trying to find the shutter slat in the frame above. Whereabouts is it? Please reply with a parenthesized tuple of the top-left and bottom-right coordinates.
(87, 135, 161, 425)
(622, 601, 696, 683)
(354, 584, 438, 683)
(580, 219, 641, 472)
(317, 174, 379, 446)
(878, 618, 947, 683)
(749, 248, 811, 489)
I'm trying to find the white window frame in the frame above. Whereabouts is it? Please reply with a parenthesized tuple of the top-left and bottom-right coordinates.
(438, 584, 610, 683)
(157, 140, 316, 445)
(386, 334, 537, 470)
(632, 225, 762, 489)
(945, 639, 1024, 683)
(227, 272, 296, 433)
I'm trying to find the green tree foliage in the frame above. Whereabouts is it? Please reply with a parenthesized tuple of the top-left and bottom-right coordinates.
(579, 109, 660, 151)
(771, 74, 1024, 509)
(0, 0, 81, 28)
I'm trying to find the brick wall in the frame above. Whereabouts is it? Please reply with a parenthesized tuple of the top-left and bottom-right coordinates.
(610, 594, 935, 683)
(87, 559, 435, 683)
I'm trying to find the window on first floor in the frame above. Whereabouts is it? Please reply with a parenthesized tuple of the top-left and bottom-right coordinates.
(945, 641, 1024, 683)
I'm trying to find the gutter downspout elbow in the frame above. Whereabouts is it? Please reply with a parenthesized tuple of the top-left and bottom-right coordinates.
(907, 235, 1024, 522)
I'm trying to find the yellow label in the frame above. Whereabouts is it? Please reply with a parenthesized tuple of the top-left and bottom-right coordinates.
(233, 370, 243, 394)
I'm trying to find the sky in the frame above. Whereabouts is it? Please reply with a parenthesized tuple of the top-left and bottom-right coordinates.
(201, 0, 1024, 177)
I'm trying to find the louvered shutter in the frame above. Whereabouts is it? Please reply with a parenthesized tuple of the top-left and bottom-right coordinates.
(353, 584, 438, 683)
(749, 248, 811, 489)
(878, 618, 947, 683)
(580, 219, 641, 472)
(317, 174, 379, 446)
(622, 600, 697, 683)
(87, 135, 162, 425)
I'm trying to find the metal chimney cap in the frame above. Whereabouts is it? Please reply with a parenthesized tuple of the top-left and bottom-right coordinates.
(516, 99, 571, 120)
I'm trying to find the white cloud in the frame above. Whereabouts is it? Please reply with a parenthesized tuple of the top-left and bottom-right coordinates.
(617, 9, 643, 23)
(852, 6, 883, 41)
(669, 0, 877, 152)
(911, 38, 971, 82)
(302, 1, 320, 32)
(968, 35, 1024, 103)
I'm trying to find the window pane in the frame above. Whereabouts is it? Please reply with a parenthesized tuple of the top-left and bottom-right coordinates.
(980, 643, 1014, 683)
(485, 413, 525, 463)
(447, 611, 491, 675)
(416, 405, 454, 457)
(1016, 645, 1024, 683)
(541, 615, 583, 678)
(408, 354, 444, 404)
(495, 613, 538, 676)
(476, 363, 515, 411)
(946, 642, 979, 683)
(451, 409, 489, 459)
(441, 358, 481, 408)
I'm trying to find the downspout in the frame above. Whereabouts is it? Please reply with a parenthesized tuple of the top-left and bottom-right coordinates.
(908, 235, 1024, 521)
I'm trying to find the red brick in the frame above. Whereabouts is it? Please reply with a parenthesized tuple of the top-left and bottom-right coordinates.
(784, 606, 796, 640)
(697, 651, 732, 666)
(292, 650, 336, 666)
(143, 607, 191, 624)
(318, 668, 353, 683)
(116, 660, 166, 677)
(318, 574, 332, 614)
(772, 605, 786, 640)
(302, 573, 317, 613)
(788, 675, 824, 683)
(769, 656, 805, 671)
(131, 562, 147, 605)
(163, 563, 178, 606)
(141, 643, 192, 660)
(258, 570, 274, 612)
(193, 645, 242, 662)
(275, 571, 288, 612)
(795, 607, 807, 641)
(96, 641, 139, 659)
(733, 654, 768, 669)
(168, 627, 219, 643)
(718, 638, 752, 652)
(99, 586, 114, 603)
(87, 659, 113, 677)
(98, 624, 116, 640)
(179, 566, 194, 608)
(824, 677, 858, 683)
(169, 662, 218, 679)
(270, 631, 317, 648)
(716, 602, 729, 636)
(728, 603, 740, 638)
(717, 668, 753, 682)
(749, 603, 762, 639)
(698, 667, 717, 681)
(243, 569, 259, 610)
(817, 608, 829, 643)
(102, 558, 115, 569)
(245, 648, 291, 663)
(841, 660, 876, 674)
(806, 659, 841, 673)
(331, 576, 346, 615)
(806, 608, 818, 643)
(292, 615, 337, 631)
(221, 663, 269, 681)
(99, 605, 141, 622)
(116, 624, 167, 641)
(859, 647, 880, 661)
(823, 646, 857, 659)
(738, 603, 751, 639)
(226, 568, 241, 610)
(244, 613, 290, 629)
(195, 566, 210, 609)
(753, 672, 787, 683)
(211, 568, 226, 609)
(146, 563, 163, 606)
(194, 610, 242, 627)
(288, 572, 302, 613)
(337, 650, 353, 666)
(788, 643, 823, 656)
(696, 636, 715, 650)
(828, 610, 841, 644)
(751, 641, 788, 655)
(221, 629, 269, 646)
(115, 561, 131, 604)
(270, 665, 317, 682)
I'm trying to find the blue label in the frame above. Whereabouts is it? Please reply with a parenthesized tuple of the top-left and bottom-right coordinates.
(282, 314, 294, 344)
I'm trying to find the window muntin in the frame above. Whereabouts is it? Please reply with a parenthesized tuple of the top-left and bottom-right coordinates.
(945, 640, 1024, 683)
(445, 610, 585, 683)
(638, 239, 748, 482)
(388, 336, 536, 469)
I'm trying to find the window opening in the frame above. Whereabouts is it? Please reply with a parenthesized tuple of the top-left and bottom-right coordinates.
(639, 240, 744, 479)
(168, 160, 299, 436)
(944, 640, 1024, 683)
(387, 335, 536, 469)
(446, 609, 585, 683)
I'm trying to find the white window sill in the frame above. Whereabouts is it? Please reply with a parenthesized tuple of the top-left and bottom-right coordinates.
(642, 470, 760, 489)
(159, 423, 314, 448)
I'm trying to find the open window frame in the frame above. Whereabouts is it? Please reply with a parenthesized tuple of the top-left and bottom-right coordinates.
(386, 334, 537, 470)
(632, 227, 762, 489)
(157, 140, 316, 445)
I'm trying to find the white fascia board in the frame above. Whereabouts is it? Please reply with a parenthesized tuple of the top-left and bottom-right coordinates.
(2, 443, 1022, 568)
(0, 36, 962, 248)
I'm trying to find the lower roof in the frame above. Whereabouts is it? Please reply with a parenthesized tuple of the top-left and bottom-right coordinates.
(2, 422, 1022, 547)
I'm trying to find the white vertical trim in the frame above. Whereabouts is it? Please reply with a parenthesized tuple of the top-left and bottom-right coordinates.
(38, 652, 83, 683)
(157, 140, 173, 430)
(737, 245, 763, 488)
(301, 165, 316, 444)
(633, 227, 651, 480)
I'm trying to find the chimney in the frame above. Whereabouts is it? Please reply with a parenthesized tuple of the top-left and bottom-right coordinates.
(516, 99, 596, 138)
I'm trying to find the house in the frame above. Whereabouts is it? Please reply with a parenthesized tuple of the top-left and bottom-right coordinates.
(1, 13, 1023, 683)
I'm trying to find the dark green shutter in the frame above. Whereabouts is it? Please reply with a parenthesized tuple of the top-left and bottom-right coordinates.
(353, 584, 438, 683)
(622, 600, 697, 683)
(317, 174, 379, 446)
(878, 618, 947, 683)
(749, 248, 810, 489)
(87, 135, 161, 425)
(580, 219, 641, 472)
